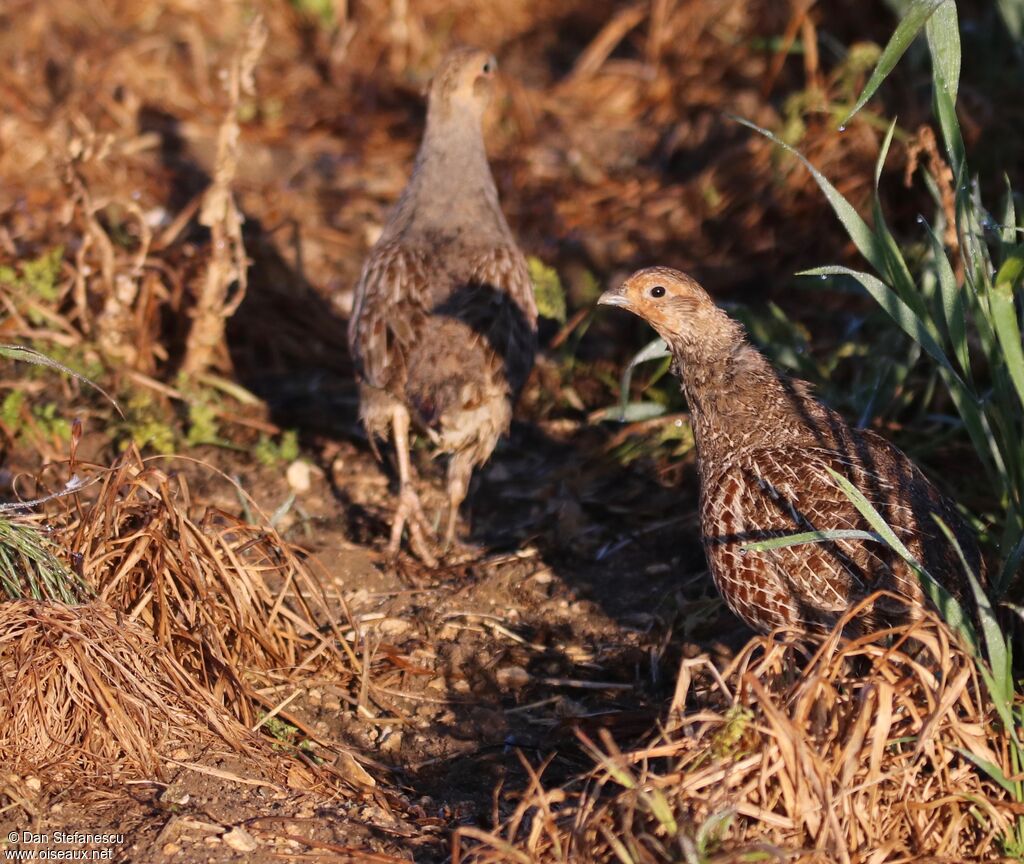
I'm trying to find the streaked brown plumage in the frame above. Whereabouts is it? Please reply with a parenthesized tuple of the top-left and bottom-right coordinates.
(348, 48, 537, 564)
(599, 266, 981, 635)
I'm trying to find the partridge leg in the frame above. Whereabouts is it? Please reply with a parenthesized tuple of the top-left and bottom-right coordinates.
(442, 449, 475, 553)
(387, 404, 438, 566)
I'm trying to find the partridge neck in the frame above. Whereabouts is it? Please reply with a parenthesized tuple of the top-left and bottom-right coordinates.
(670, 332, 794, 464)
(393, 112, 505, 241)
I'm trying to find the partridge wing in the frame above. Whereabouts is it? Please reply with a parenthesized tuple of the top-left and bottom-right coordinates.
(431, 245, 538, 395)
(348, 244, 432, 391)
(703, 446, 914, 627)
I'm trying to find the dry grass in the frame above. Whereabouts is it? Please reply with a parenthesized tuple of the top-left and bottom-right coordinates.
(0, 449, 365, 795)
(0, 600, 261, 783)
(47, 448, 355, 727)
(457, 598, 1018, 863)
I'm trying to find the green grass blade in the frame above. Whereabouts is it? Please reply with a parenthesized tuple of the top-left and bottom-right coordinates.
(0, 344, 122, 416)
(932, 64, 966, 179)
(731, 116, 886, 272)
(594, 402, 667, 423)
(825, 467, 978, 653)
(954, 747, 1018, 797)
(742, 529, 881, 553)
(0, 517, 88, 604)
(842, 0, 946, 126)
(923, 220, 970, 376)
(925, 0, 960, 105)
(599, 827, 637, 864)
(628, 338, 671, 365)
(616, 338, 670, 420)
(871, 120, 930, 318)
(1001, 175, 1018, 249)
(644, 788, 679, 835)
(932, 515, 1012, 728)
(954, 181, 999, 353)
(990, 249, 1024, 410)
(957, 176, 995, 299)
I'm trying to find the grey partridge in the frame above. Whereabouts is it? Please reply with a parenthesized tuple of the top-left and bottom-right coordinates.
(599, 266, 981, 635)
(348, 48, 537, 564)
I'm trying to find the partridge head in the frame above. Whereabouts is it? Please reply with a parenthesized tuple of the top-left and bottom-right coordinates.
(599, 266, 742, 357)
(426, 47, 498, 121)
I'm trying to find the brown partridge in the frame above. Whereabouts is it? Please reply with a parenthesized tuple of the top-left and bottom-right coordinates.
(599, 266, 981, 635)
(348, 48, 537, 564)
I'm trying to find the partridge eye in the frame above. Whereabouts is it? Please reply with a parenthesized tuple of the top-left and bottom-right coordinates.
(649, 285, 666, 298)
(482, 61, 493, 74)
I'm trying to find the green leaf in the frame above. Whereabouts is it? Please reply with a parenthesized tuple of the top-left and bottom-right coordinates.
(528, 257, 567, 324)
(842, 0, 947, 126)
(741, 529, 881, 553)
(730, 116, 887, 273)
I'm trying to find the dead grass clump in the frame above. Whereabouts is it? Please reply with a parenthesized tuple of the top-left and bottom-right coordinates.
(0, 599, 260, 783)
(54, 449, 353, 726)
(458, 603, 1018, 863)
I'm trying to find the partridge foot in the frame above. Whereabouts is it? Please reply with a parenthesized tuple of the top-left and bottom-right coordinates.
(387, 486, 438, 567)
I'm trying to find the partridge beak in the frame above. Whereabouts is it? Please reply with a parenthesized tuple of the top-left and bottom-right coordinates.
(598, 286, 629, 308)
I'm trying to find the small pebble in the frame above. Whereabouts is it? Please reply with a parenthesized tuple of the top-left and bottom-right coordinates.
(497, 665, 530, 690)
(376, 617, 412, 638)
(222, 827, 259, 853)
(286, 460, 312, 494)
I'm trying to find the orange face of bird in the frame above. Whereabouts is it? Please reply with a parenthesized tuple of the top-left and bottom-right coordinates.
(598, 266, 715, 339)
(430, 47, 498, 118)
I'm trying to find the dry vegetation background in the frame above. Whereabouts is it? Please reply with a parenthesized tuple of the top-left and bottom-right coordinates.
(1, 0, 1022, 861)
